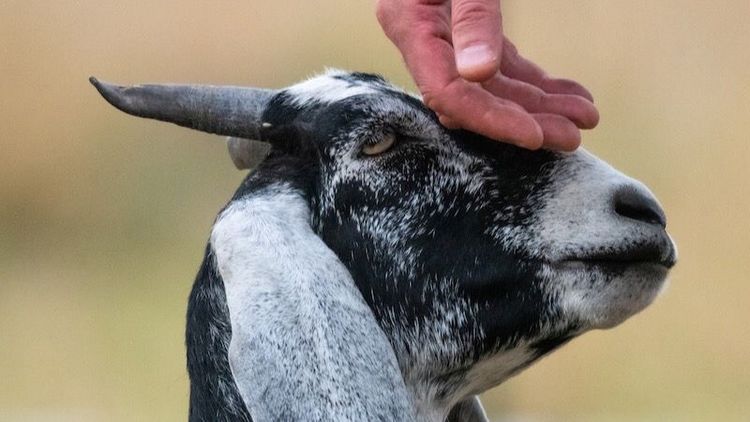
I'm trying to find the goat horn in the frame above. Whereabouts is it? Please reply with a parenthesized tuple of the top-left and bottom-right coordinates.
(89, 77, 276, 141)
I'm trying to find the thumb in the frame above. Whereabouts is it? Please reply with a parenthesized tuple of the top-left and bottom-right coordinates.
(452, 0, 503, 82)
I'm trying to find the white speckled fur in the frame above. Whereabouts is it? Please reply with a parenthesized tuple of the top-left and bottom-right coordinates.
(286, 69, 381, 107)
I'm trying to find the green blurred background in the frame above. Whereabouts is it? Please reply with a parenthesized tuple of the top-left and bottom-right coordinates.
(1, 1, 748, 421)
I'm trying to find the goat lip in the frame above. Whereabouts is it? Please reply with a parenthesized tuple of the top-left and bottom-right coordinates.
(557, 243, 677, 270)
(557, 251, 676, 270)
(560, 259, 673, 271)
(556, 256, 675, 271)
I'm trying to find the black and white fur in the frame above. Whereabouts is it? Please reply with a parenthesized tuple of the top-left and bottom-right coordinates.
(93, 70, 676, 422)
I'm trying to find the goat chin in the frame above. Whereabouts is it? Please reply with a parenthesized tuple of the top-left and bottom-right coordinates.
(92, 69, 676, 422)
(546, 261, 671, 330)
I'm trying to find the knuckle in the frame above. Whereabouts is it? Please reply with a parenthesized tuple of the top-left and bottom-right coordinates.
(423, 91, 454, 116)
(453, 0, 496, 29)
(502, 39, 519, 58)
(422, 90, 443, 111)
(421, 80, 461, 113)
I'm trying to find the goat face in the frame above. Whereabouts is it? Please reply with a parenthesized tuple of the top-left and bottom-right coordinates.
(260, 71, 676, 390)
(92, 70, 676, 419)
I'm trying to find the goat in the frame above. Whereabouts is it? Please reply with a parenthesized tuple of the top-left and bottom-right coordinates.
(91, 70, 676, 422)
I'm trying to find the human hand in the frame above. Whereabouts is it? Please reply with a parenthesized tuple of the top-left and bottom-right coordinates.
(376, 0, 599, 151)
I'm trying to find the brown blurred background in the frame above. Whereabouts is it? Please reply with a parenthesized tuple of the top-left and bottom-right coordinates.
(1, 1, 748, 421)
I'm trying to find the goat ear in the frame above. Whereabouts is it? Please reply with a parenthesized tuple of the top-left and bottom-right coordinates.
(210, 177, 414, 420)
(226, 137, 270, 170)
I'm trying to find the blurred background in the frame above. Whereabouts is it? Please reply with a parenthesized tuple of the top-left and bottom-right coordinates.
(1, 1, 748, 421)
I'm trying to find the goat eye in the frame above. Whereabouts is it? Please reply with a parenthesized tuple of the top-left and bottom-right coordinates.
(361, 133, 396, 156)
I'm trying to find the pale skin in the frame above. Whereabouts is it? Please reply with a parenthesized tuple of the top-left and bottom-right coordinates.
(376, 0, 599, 151)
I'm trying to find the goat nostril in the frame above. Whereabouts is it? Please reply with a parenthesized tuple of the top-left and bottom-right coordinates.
(614, 186, 667, 228)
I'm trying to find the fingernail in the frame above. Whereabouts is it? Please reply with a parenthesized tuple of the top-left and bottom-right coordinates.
(457, 44, 496, 73)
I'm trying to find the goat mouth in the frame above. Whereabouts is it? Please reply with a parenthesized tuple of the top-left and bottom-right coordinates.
(559, 260, 672, 275)
(559, 245, 677, 270)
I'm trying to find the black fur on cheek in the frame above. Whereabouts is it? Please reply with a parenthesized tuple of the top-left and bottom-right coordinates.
(315, 132, 561, 367)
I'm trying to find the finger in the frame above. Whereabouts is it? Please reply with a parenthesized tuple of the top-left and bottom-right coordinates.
(452, 0, 503, 82)
(438, 114, 461, 129)
(532, 113, 581, 151)
(375, 0, 408, 40)
(482, 75, 600, 129)
(428, 79, 544, 148)
(385, 6, 542, 147)
(501, 38, 595, 102)
(539, 78, 595, 103)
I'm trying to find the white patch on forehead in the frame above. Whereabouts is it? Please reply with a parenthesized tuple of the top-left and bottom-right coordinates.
(286, 69, 380, 106)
